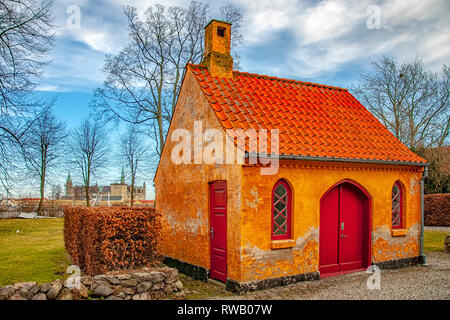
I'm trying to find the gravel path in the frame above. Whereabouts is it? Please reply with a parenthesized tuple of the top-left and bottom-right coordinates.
(212, 252, 449, 300)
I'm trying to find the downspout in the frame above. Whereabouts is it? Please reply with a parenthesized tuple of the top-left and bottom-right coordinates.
(419, 166, 428, 266)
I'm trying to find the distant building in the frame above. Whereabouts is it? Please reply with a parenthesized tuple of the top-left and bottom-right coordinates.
(63, 170, 146, 201)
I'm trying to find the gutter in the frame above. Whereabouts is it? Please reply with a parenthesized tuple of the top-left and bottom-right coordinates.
(247, 153, 429, 167)
(419, 166, 429, 266)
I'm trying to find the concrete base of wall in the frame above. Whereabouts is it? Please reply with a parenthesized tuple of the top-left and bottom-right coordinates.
(163, 256, 209, 282)
(226, 272, 320, 293)
(164, 255, 420, 294)
(163, 256, 320, 293)
(0, 211, 20, 219)
(375, 256, 419, 269)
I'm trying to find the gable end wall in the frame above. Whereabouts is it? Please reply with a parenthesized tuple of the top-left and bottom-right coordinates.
(155, 69, 243, 281)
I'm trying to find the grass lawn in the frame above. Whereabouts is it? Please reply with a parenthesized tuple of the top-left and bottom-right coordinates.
(179, 273, 233, 299)
(423, 230, 448, 252)
(0, 218, 70, 286)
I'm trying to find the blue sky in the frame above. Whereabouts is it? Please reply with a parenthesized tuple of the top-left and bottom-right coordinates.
(34, 0, 450, 199)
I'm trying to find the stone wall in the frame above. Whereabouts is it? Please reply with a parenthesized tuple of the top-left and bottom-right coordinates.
(0, 267, 185, 300)
(0, 209, 20, 219)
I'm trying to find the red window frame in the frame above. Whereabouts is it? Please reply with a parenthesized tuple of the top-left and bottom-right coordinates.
(271, 180, 292, 240)
(391, 181, 403, 229)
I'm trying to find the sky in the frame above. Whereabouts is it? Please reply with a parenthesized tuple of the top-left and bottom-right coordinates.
(32, 0, 450, 199)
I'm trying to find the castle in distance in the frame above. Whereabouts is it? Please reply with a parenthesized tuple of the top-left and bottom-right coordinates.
(63, 169, 146, 202)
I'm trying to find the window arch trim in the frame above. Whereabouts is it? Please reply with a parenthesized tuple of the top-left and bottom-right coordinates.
(271, 179, 292, 240)
(391, 181, 404, 229)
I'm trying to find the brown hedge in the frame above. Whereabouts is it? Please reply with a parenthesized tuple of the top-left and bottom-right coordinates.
(64, 206, 162, 275)
(424, 194, 450, 227)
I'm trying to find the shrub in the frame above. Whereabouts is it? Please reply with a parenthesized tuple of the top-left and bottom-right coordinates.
(64, 207, 162, 275)
(424, 194, 450, 227)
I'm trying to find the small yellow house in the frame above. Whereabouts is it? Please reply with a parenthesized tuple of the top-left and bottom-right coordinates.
(154, 20, 428, 292)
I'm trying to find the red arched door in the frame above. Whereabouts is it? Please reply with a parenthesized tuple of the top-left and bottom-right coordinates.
(319, 181, 370, 276)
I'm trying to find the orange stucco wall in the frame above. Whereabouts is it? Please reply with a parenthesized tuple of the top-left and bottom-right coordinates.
(239, 161, 423, 282)
(155, 69, 243, 281)
(155, 69, 424, 285)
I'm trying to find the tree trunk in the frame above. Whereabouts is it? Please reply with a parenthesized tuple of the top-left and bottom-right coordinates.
(85, 184, 90, 207)
(37, 148, 47, 215)
(85, 171, 90, 207)
(158, 110, 164, 156)
(38, 173, 45, 215)
(172, 67, 180, 114)
(130, 174, 135, 208)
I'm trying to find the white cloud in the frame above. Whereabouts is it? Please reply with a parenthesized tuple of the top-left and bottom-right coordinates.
(41, 0, 450, 91)
(299, 0, 366, 44)
(237, 0, 302, 43)
(35, 84, 62, 92)
(238, 0, 450, 78)
(71, 30, 121, 54)
(418, 29, 450, 69)
(292, 42, 364, 77)
(382, 0, 447, 26)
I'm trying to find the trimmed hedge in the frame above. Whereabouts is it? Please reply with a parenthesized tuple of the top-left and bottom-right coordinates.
(64, 207, 162, 275)
(424, 194, 450, 227)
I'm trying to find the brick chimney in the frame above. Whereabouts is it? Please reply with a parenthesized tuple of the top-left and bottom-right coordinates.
(202, 20, 233, 78)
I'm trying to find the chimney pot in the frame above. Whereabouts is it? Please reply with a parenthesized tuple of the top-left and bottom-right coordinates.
(202, 20, 233, 78)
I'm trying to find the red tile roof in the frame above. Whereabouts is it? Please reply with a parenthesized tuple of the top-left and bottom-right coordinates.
(188, 64, 426, 164)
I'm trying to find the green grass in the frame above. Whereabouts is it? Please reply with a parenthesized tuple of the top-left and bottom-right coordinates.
(0, 218, 70, 286)
(178, 273, 233, 299)
(0, 219, 446, 288)
(424, 230, 448, 252)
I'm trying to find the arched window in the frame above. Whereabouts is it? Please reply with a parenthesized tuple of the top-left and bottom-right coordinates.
(272, 180, 292, 240)
(391, 182, 403, 229)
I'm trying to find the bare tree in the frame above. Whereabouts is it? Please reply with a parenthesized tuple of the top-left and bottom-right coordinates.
(91, 1, 243, 156)
(119, 125, 151, 207)
(67, 119, 109, 207)
(415, 146, 449, 194)
(50, 184, 62, 200)
(25, 107, 67, 214)
(352, 56, 449, 149)
(0, 0, 55, 187)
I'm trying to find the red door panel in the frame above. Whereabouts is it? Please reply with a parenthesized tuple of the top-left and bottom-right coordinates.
(339, 184, 366, 271)
(320, 182, 369, 276)
(319, 186, 340, 274)
(210, 181, 227, 282)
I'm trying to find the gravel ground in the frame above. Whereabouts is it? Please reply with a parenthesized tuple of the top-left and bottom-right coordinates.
(212, 252, 449, 300)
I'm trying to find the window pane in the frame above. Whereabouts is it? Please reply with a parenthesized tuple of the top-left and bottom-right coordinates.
(392, 183, 401, 227)
(274, 214, 287, 227)
(272, 181, 290, 238)
(274, 199, 286, 213)
(274, 184, 287, 197)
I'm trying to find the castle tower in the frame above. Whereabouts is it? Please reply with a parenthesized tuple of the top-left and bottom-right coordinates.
(120, 167, 125, 184)
(65, 173, 73, 197)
